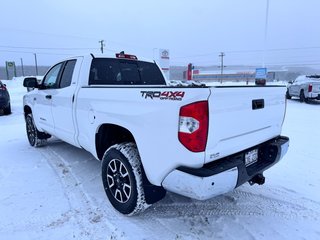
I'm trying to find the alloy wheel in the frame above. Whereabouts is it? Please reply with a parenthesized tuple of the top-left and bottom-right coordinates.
(26, 116, 36, 145)
(106, 159, 132, 203)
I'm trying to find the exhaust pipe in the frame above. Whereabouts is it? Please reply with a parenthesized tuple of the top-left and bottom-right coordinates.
(249, 174, 265, 185)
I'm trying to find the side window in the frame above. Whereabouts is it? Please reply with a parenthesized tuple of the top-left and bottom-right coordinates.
(89, 58, 121, 85)
(138, 61, 166, 85)
(43, 63, 63, 89)
(59, 60, 76, 88)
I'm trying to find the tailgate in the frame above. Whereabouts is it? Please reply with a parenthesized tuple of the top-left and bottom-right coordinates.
(205, 86, 286, 164)
(312, 82, 320, 93)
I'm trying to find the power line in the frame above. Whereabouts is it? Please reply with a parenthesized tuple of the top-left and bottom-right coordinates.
(0, 27, 99, 41)
(172, 46, 320, 59)
(0, 47, 118, 55)
(0, 45, 97, 50)
(0, 27, 150, 51)
(0, 49, 72, 56)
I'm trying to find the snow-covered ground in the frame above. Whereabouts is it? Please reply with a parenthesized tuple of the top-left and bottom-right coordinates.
(0, 78, 319, 240)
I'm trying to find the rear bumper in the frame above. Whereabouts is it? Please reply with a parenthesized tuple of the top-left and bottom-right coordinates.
(162, 136, 289, 200)
(308, 92, 320, 99)
(0, 98, 9, 108)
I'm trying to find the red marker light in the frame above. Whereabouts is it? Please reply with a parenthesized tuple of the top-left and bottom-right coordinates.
(116, 52, 138, 60)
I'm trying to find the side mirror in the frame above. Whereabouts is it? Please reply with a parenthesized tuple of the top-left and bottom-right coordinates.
(288, 81, 293, 84)
(23, 77, 38, 88)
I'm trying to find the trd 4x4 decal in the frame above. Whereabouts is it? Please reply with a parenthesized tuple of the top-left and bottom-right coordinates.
(141, 91, 185, 101)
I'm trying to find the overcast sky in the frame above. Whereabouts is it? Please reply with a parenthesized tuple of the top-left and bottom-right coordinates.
(1, 0, 320, 68)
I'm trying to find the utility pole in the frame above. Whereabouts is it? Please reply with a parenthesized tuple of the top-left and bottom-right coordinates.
(99, 40, 105, 54)
(218, 52, 226, 83)
(20, 58, 25, 76)
(5, 61, 9, 80)
(34, 53, 38, 76)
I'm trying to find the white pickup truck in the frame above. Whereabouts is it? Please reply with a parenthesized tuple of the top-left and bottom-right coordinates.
(23, 53, 289, 215)
(286, 75, 320, 102)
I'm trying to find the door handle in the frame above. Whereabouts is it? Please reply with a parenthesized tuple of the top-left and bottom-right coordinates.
(45, 95, 52, 99)
(252, 99, 264, 110)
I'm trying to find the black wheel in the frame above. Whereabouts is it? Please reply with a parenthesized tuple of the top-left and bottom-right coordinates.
(3, 103, 11, 115)
(102, 142, 150, 215)
(25, 113, 48, 147)
(286, 90, 292, 99)
(299, 90, 305, 102)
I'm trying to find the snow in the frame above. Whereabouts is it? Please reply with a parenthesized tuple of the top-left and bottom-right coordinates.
(1, 78, 320, 240)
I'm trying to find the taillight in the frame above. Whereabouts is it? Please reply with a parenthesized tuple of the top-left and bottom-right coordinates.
(308, 84, 313, 92)
(178, 101, 209, 152)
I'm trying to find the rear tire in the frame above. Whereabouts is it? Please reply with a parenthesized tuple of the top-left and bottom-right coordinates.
(286, 90, 292, 99)
(25, 113, 49, 147)
(299, 90, 306, 102)
(101, 142, 150, 215)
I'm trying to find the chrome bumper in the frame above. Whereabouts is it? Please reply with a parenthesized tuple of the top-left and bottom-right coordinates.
(162, 167, 238, 200)
(162, 136, 289, 200)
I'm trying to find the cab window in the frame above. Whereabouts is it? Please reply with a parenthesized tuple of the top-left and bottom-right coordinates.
(42, 63, 63, 89)
(59, 60, 76, 88)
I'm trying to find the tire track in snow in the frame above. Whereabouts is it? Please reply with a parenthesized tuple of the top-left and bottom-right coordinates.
(39, 146, 122, 239)
(144, 189, 320, 220)
(41, 142, 320, 239)
(42, 144, 180, 240)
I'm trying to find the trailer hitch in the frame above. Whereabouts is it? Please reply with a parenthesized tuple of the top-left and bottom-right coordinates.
(249, 174, 265, 185)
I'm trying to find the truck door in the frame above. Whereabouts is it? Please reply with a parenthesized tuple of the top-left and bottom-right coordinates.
(290, 79, 300, 96)
(51, 58, 81, 146)
(34, 62, 64, 134)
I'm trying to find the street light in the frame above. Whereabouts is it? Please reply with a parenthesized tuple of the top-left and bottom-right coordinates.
(263, 0, 270, 67)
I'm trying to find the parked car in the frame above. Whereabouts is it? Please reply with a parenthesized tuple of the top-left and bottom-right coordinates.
(0, 80, 11, 115)
(23, 53, 289, 215)
(286, 75, 320, 103)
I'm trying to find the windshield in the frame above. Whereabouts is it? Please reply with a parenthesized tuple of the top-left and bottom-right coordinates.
(306, 75, 320, 80)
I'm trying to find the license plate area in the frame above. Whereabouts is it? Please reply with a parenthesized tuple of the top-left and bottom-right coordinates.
(245, 149, 258, 167)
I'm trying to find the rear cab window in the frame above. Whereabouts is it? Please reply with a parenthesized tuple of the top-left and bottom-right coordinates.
(89, 58, 166, 85)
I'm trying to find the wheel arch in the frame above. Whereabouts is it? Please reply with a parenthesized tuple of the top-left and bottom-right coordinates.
(97, 124, 167, 206)
(24, 105, 32, 118)
(95, 123, 137, 161)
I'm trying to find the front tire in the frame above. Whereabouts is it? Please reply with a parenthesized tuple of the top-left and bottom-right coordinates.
(286, 90, 292, 99)
(101, 143, 150, 215)
(25, 113, 48, 147)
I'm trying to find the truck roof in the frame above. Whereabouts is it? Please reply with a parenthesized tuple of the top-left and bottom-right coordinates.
(62, 53, 155, 64)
